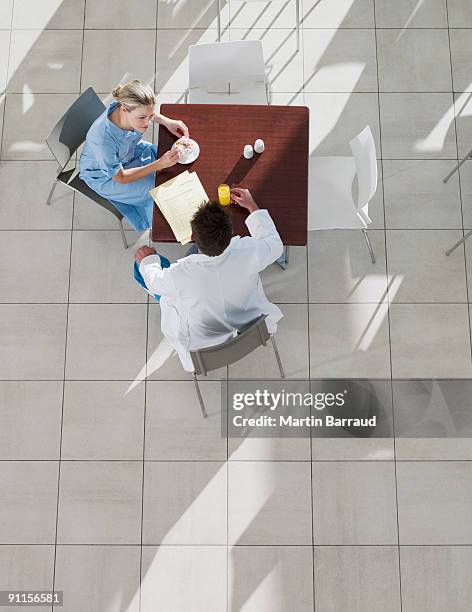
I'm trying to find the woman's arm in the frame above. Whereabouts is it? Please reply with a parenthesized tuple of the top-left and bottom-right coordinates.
(112, 149, 180, 184)
(153, 112, 189, 138)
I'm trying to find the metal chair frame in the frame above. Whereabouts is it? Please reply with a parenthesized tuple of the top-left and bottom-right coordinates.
(190, 315, 285, 418)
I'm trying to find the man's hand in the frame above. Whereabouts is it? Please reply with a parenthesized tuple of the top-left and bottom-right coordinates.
(230, 188, 259, 213)
(155, 148, 180, 170)
(135, 246, 157, 264)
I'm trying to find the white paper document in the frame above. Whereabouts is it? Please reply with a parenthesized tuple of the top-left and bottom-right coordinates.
(149, 171, 209, 244)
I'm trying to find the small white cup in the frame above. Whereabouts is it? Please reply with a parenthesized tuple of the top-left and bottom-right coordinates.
(243, 144, 254, 159)
(254, 139, 265, 154)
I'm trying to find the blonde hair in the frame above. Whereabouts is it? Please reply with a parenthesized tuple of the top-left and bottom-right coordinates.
(111, 80, 156, 110)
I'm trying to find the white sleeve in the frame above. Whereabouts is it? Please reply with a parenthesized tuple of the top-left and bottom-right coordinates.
(139, 254, 175, 297)
(244, 209, 284, 272)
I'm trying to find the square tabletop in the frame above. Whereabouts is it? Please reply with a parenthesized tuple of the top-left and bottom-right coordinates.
(151, 104, 309, 245)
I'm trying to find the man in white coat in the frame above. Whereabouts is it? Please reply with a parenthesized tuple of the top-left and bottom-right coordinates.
(135, 188, 283, 372)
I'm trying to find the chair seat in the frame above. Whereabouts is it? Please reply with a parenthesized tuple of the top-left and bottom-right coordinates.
(308, 156, 366, 231)
(188, 84, 268, 105)
(59, 170, 123, 220)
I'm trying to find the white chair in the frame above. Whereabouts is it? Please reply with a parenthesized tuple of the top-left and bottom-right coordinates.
(308, 126, 378, 263)
(216, 0, 300, 52)
(186, 40, 269, 104)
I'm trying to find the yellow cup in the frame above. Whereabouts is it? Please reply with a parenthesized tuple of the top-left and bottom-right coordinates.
(218, 184, 231, 206)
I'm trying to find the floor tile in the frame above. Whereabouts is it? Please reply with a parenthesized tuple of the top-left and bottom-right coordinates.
(230, 28, 303, 93)
(147, 302, 227, 380)
(143, 461, 226, 545)
(230, 0, 297, 28)
(145, 381, 227, 460)
(228, 546, 314, 612)
(301, 0, 374, 28)
(57, 461, 142, 544)
(155, 29, 225, 93)
(0, 31, 9, 91)
(0, 231, 71, 302)
(159, 0, 227, 29)
(0, 462, 58, 544)
(312, 380, 394, 460)
(312, 461, 397, 544)
(459, 161, 472, 228)
(450, 29, 472, 93)
(374, 0, 447, 27)
(0, 0, 12, 28)
(8, 30, 82, 93)
(261, 247, 307, 303)
(81, 30, 156, 93)
(0, 304, 67, 379)
(228, 435, 311, 461)
(315, 546, 401, 611)
(62, 381, 145, 460)
(228, 304, 309, 378)
(72, 192, 133, 230)
(0, 545, 54, 598)
(0, 161, 73, 229)
(309, 303, 391, 377)
(400, 546, 472, 612)
(305, 92, 380, 156)
(447, 0, 472, 27)
(308, 230, 388, 303)
(383, 160, 462, 229)
(380, 93, 457, 159)
(454, 91, 472, 159)
(12, 0, 85, 29)
(389, 304, 472, 378)
(393, 380, 472, 460)
(85, 0, 157, 29)
(228, 461, 312, 544)
(397, 461, 472, 544)
(54, 545, 140, 612)
(303, 28, 377, 93)
(377, 29, 451, 92)
(386, 230, 467, 302)
(0, 382, 62, 460)
(141, 546, 227, 612)
(66, 304, 147, 380)
(69, 230, 148, 303)
(2, 93, 77, 160)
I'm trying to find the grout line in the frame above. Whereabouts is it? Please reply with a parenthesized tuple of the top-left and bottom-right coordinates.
(444, 0, 472, 373)
(372, 1, 403, 608)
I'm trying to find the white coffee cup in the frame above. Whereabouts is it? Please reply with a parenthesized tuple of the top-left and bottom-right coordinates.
(254, 139, 265, 154)
(243, 144, 254, 159)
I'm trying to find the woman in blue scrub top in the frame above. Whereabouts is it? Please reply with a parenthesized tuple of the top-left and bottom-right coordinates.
(80, 80, 187, 230)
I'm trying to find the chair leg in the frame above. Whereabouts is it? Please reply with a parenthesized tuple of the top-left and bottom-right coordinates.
(118, 218, 128, 249)
(362, 229, 375, 264)
(295, 0, 300, 52)
(284, 246, 290, 265)
(193, 372, 208, 418)
(46, 179, 58, 205)
(443, 149, 472, 183)
(217, 0, 221, 41)
(446, 229, 472, 256)
(271, 336, 285, 378)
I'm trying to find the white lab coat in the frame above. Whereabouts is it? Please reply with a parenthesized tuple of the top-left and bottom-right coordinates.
(139, 209, 284, 371)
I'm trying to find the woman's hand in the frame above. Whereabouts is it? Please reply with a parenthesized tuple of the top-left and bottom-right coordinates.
(155, 148, 180, 170)
(162, 117, 189, 138)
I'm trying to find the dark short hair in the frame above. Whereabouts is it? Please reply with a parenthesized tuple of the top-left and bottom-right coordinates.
(190, 201, 233, 257)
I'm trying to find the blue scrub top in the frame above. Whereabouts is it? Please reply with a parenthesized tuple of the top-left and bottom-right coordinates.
(79, 101, 157, 230)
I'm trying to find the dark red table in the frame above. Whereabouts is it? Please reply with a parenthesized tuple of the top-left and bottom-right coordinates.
(152, 104, 309, 245)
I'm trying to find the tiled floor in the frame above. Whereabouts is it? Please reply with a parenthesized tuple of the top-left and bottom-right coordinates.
(1, 0, 472, 610)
